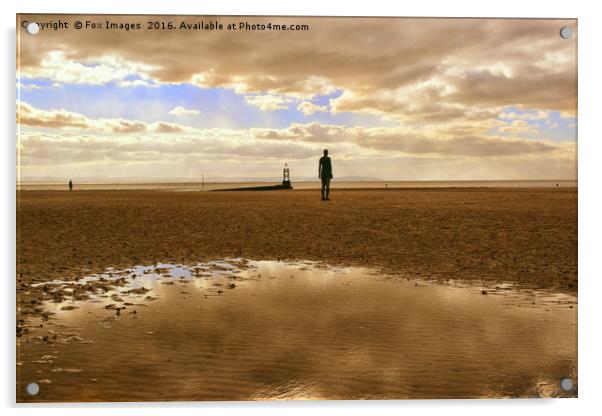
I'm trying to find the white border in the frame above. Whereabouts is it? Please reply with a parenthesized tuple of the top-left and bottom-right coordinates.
(3, 1, 601, 415)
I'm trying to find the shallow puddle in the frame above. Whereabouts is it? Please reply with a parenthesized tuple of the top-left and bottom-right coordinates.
(17, 259, 577, 401)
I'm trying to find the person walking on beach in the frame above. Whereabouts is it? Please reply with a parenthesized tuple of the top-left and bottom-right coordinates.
(68, 179, 73, 191)
(319, 149, 333, 201)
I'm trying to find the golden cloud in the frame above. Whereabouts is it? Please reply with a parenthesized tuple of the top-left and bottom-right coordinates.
(18, 129, 576, 181)
(297, 101, 328, 116)
(18, 101, 570, 159)
(251, 122, 562, 157)
(17, 101, 90, 129)
(18, 16, 577, 117)
(16, 101, 202, 134)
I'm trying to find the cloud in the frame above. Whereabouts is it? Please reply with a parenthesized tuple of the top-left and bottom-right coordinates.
(499, 110, 550, 120)
(17, 101, 197, 134)
(18, 102, 567, 159)
(17, 129, 576, 181)
(497, 120, 540, 136)
(153, 122, 186, 133)
(108, 119, 147, 133)
(252, 122, 561, 157)
(18, 131, 316, 166)
(20, 51, 157, 86)
(297, 101, 328, 116)
(169, 106, 200, 116)
(118, 79, 157, 88)
(17, 100, 90, 129)
(18, 16, 576, 117)
(244, 94, 293, 111)
(16, 82, 41, 91)
(444, 67, 575, 113)
(16, 16, 577, 180)
(329, 80, 502, 124)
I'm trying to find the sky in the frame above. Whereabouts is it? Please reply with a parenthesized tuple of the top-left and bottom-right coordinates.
(17, 15, 577, 181)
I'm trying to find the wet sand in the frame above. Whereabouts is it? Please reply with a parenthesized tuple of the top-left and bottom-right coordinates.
(16, 188, 578, 401)
(17, 260, 576, 401)
(17, 188, 577, 300)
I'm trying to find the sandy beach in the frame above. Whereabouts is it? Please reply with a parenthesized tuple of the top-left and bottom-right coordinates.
(16, 187, 578, 401)
(17, 187, 577, 299)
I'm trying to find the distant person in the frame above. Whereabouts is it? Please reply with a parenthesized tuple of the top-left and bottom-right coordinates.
(68, 179, 73, 191)
(319, 149, 333, 201)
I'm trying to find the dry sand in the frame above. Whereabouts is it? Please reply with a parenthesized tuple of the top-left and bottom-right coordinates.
(17, 188, 577, 315)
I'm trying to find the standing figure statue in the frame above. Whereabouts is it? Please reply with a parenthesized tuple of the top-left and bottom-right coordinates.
(318, 149, 333, 201)
(68, 179, 73, 192)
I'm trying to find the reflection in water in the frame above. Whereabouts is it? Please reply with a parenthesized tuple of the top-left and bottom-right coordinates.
(17, 259, 577, 402)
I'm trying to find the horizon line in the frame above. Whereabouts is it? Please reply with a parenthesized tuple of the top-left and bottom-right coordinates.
(17, 178, 578, 184)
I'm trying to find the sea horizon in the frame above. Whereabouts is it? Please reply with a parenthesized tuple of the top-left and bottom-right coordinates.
(16, 179, 578, 191)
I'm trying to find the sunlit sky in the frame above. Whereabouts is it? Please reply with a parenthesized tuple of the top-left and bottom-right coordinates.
(17, 16, 577, 181)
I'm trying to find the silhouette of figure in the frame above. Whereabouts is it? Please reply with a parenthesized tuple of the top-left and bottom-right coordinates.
(319, 149, 333, 201)
(68, 179, 73, 191)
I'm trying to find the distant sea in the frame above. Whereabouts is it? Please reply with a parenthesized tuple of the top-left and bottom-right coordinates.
(17, 180, 577, 191)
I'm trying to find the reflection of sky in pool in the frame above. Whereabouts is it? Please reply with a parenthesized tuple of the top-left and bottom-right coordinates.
(19, 259, 577, 402)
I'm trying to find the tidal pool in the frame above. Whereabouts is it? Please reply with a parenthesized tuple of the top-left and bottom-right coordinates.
(17, 259, 577, 401)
